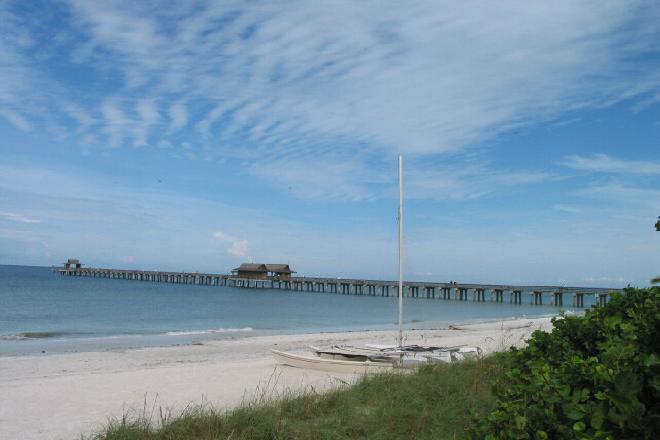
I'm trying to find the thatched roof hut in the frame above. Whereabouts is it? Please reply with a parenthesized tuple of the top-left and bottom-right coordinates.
(232, 263, 295, 280)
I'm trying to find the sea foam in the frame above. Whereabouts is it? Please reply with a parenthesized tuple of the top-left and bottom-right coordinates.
(164, 327, 254, 336)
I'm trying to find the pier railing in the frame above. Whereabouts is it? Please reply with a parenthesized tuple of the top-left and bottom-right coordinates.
(53, 266, 621, 308)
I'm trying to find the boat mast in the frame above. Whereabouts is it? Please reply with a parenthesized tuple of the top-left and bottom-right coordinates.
(398, 154, 404, 349)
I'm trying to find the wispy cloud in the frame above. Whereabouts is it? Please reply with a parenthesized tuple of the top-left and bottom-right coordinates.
(168, 100, 188, 132)
(553, 204, 583, 214)
(0, 4, 39, 132)
(407, 162, 557, 200)
(100, 98, 128, 148)
(2, 1, 659, 199)
(0, 211, 41, 224)
(575, 183, 660, 209)
(62, 102, 95, 134)
(0, 108, 31, 131)
(561, 154, 660, 175)
(135, 98, 160, 146)
(251, 155, 388, 201)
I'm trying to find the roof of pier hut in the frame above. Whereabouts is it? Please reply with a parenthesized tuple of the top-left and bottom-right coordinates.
(233, 263, 268, 272)
(265, 264, 294, 274)
(65, 258, 80, 264)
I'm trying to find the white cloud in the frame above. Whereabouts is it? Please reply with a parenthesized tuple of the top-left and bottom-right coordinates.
(56, 0, 660, 198)
(0, 5, 38, 131)
(168, 100, 188, 132)
(100, 98, 128, 148)
(553, 204, 583, 214)
(135, 98, 160, 146)
(62, 102, 95, 132)
(1, 1, 660, 200)
(213, 231, 249, 258)
(0, 211, 41, 224)
(0, 108, 31, 131)
(68, 0, 163, 62)
(251, 155, 386, 201)
(561, 153, 660, 175)
(576, 183, 660, 209)
(136, 98, 159, 124)
(98, 97, 162, 147)
(407, 164, 557, 200)
(0, 3, 82, 136)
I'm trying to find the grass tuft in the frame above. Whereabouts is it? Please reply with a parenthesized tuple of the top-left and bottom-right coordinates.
(90, 356, 503, 440)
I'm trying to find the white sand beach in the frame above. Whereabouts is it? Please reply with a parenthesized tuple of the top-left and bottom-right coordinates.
(0, 317, 553, 440)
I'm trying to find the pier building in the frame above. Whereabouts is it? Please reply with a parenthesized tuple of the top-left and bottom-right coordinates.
(63, 258, 83, 270)
(231, 263, 294, 280)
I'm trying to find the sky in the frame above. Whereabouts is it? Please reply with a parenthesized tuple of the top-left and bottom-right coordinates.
(1, 0, 659, 287)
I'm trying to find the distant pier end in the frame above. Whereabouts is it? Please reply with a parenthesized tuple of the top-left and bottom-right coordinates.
(53, 258, 622, 308)
(63, 258, 83, 270)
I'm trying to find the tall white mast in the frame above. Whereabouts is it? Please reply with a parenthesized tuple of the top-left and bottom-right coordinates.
(398, 155, 404, 349)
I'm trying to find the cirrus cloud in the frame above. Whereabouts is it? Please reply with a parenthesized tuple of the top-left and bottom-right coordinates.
(2, 1, 659, 200)
(0, 210, 41, 224)
(561, 153, 660, 175)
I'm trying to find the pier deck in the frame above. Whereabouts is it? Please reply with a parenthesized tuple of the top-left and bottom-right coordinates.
(53, 265, 621, 308)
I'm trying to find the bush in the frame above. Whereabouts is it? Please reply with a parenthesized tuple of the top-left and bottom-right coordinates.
(468, 287, 660, 439)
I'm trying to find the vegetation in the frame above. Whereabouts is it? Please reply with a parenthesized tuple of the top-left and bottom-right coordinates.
(91, 358, 500, 440)
(92, 287, 658, 440)
(469, 287, 659, 439)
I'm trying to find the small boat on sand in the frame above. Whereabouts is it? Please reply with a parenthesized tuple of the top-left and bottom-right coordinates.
(271, 349, 395, 374)
(310, 344, 481, 363)
(272, 345, 482, 372)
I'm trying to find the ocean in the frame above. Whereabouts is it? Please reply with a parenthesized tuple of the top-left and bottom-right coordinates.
(0, 265, 577, 356)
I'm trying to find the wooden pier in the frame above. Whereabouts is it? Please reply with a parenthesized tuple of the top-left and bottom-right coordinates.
(53, 260, 621, 308)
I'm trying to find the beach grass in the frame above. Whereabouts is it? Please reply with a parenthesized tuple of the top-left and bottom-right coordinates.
(90, 356, 503, 440)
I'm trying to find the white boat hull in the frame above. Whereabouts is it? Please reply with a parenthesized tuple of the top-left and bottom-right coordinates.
(308, 344, 482, 365)
(271, 349, 394, 374)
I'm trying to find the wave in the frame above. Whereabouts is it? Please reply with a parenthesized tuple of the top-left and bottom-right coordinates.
(0, 331, 71, 340)
(164, 327, 254, 336)
(0, 327, 255, 342)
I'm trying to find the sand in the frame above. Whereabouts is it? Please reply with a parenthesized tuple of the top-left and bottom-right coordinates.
(0, 317, 553, 440)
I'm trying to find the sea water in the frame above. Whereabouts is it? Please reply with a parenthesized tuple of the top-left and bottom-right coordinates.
(0, 265, 579, 356)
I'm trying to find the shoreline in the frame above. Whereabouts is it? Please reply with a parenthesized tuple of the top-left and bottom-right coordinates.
(0, 311, 569, 358)
(0, 316, 555, 440)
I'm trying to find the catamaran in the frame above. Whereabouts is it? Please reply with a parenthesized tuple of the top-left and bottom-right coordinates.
(271, 155, 481, 373)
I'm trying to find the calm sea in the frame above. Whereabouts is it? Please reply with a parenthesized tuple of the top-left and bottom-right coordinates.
(0, 265, 577, 356)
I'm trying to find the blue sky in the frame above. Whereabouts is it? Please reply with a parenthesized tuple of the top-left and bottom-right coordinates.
(1, 0, 659, 287)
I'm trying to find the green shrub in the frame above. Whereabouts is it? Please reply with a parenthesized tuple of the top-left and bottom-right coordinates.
(468, 287, 660, 439)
